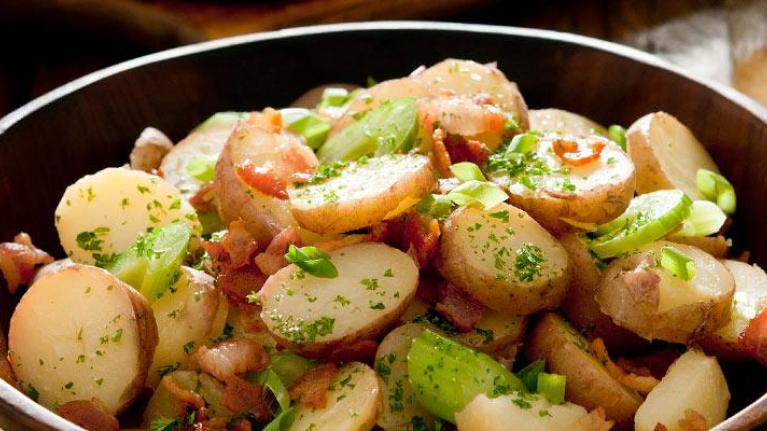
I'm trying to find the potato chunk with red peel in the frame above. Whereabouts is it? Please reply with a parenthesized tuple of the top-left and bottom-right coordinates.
(627, 111, 719, 199)
(529, 108, 607, 137)
(260, 242, 418, 357)
(215, 118, 319, 245)
(595, 242, 734, 343)
(8, 264, 158, 415)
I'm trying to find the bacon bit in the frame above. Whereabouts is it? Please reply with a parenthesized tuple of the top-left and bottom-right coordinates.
(569, 407, 614, 431)
(57, 399, 119, 431)
(678, 409, 707, 431)
(416, 271, 444, 304)
(163, 374, 207, 412)
(221, 220, 259, 269)
(552, 137, 606, 167)
(431, 128, 452, 178)
(194, 339, 269, 382)
(0, 233, 53, 294)
(218, 264, 268, 306)
(443, 134, 490, 167)
(221, 375, 270, 421)
(589, 338, 659, 395)
(247, 108, 282, 133)
(740, 307, 767, 366)
(616, 347, 681, 380)
(189, 182, 217, 213)
(435, 282, 485, 332)
(254, 227, 300, 276)
(653, 425, 669, 431)
(288, 363, 337, 409)
(327, 339, 378, 363)
(239, 309, 268, 334)
(371, 212, 440, 269)
(237, 162, 288, 200)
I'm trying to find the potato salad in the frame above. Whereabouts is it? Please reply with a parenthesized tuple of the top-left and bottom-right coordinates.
(1, 59, 762, 431)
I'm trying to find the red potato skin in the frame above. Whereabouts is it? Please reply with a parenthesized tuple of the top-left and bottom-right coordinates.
(741, 308, 767, 366)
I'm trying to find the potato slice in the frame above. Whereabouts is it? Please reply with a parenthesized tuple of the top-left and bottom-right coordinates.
(55, 167, 200, 266)
(147, 266, 228, 387)
(635, 350, 729, 431)
(669, 234, 729, 259)
(595, 241, 735, 343)
(288, 154, 435, 234)
(525, 313, 642, 426)
(455, 393, 591, 431)
(215, 119, 319, 245)
(529, 108, 607, 136)
(8, 264, 158, 414)
(627, 112, 719, 199)
(290, 362, 380, 431)
(489, 133, 635, 234)
(698, 260, 767, 358)
(260, 242, 418, 356)
(438, 203, 569, 315)
(375, 323, 434, 430)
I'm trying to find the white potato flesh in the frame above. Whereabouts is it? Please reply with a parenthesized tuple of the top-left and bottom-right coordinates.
(455, 393, 589, 431)
(55, 167, 200, 265)
(375, 323, 434, 429)
(147, 266, 228, 387)
(635, 350, 729, 431)
(627, 111, 719, 199)
(288, 154, 436, 234)
(290, 362, 380, 431)
(260, 242, 418, 356)
(529, 108, 607, 136)
(439, 203, 570, 315)
(8, 264, 158, 414)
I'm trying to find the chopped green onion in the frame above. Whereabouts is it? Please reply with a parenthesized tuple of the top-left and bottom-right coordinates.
(280, 108, 331, 150)
(537, 372, 566, 404)
(660, 246, 697, 281)
(608, 125, 627, 151)
(517, 359, 546, 392)
(191, 112, 247, 134)
(284, 245, 338, 278)
(696, 168, 736, 214)
(261, 407, 295, 431)
(318, 87, 350, 109)
(416, 194, 454, 220)
(449, 162, 486, 182)
(671, 200, 727, 238)
(508, 131, 540, 154)
(185, 154, 217, 182)
(257, 369, 290, 411)
(446, 180, 508, 210)
(268, 351, 316, 387)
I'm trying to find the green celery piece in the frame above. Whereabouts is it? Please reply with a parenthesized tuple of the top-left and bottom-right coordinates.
(257, 369, 290, 412)
(191, 112, 246, 134)
(268, 352, 316, 387)
(408, 329, 524, 423)
(262, 407, 295, 431)
(108, 246, 147, 290)
(317, 97, 418, 162)
(517, 359, 546, 392)
(537, 372, 566, 404)
(671, 200, 727, 238)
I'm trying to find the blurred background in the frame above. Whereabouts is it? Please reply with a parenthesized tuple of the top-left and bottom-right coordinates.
(0, 0, 765, 116)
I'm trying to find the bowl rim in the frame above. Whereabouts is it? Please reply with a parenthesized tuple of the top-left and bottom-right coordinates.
(1, 20, 766, 430)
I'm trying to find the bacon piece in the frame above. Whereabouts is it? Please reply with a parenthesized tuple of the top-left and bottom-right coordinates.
(435, 282, 485, 332)
(371, 212, 440, 269)
(247, 108, 282, 133)
(288, 363, 337, 409)
(254, 227, 300, 276)
(237, 163, 289, 200)
(442, 133, 490, 167)
(430, 128, 452, 178)
(194, 339, 269, 382)
(327, 339, 378, 363)
(416, 271, 444, 304)
(0, 233, 53, 294)
(741, 307, 767, 366)
(218, 264, 268, 306)
(552, 137, 606, 167)
(589, 338, 659, 395)
(189, 182, 217, 213)
(239, 309, 268, 334)
(221, 375, 270, 421)
(57, 399, 119, 431)
(221, 220, 259, 269)
(163, 376, 206, 412)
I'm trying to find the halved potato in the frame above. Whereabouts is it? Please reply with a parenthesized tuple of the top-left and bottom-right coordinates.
(455, 393, 592, 431)
(634, 350, 729, 431)
(489, 133, 635, 234)
(698, 260, 767, 359)
(290, 362, 380, 431)
(375, 323, 434, 430)
(260, 242, 418, 356)
(438, 203, 570, 315)
(595, 241, 735, 343)
(55, 167, 201, 265)
(288, 154, 435, 234)
(529, 108, 607, 136)
(8, 264, 158, 414)
(215, 118, 319, 245)
(627, 112, 719, 199)
(32, 258, 75, 283)
(147, 266, 228, 387)
(525, 313, 642, 426)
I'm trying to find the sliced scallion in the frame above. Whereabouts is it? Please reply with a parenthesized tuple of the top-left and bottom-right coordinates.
(185, 154, 217, 183)
(696, 168, 736, 214)
(446, 180, 508, 211)
(660, 246, 697, 281)
(284, 245, 338, 279)
(671, 200, 727, 238)
(607, 125, 627, 151)
(449, 162, 486, 182)
(517, 359, 546, 392)
(416, 194, 454, 220)
(508, 131, 540, 154)
(537, 372, 566, 405)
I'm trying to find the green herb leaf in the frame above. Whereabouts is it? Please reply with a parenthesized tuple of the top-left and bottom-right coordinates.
(25, 384, 39, 402)
(607, 125, 627, 150)
(284, 245, 338, 278)
(696, 168, 736, 214)
(185, 154, 217, 182)
(671, 200, 727, 238)
(449, 162, 486, 182)
(446, 180, 508, 210)
(660, 246, 697, 281)
(537, 372, 566, 404)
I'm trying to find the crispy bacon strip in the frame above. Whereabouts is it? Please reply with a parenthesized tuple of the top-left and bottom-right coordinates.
(0, 233, 53, 294)
(221, 220, 259, 269)
(442, 133, 490, 167)
(194, 339, 269, 382)
(288, 363, 337, 409)
(552, 137, 605, 167)
(217, 264, 268, 306)
(254, 227, 300, 276)
(222, 375, 270, 421)
(57, 399, 119, 431)
(327, 339, 378, 363)
(371, 212, 440, 269)
(430, 128, 452, 178)
(435, 282, 485, 332)
(589, 338, 659, 395)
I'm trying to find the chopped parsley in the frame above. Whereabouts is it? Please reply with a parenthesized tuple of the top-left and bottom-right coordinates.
(413, 309, 457, 335)
(489, 210, 510, 222)
(334, 295, 351, 307)
(475, 327, 495, 344)
(25, 384, 39, 402)
(369, 301, 386, 310)
(270, 315, 335, 344)
(157, 362, 181, 377)
(514, 243, 545, 282)
(183, 341, 195, 355)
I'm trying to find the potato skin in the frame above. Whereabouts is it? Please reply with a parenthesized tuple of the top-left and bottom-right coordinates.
(125, 278, 160, 404)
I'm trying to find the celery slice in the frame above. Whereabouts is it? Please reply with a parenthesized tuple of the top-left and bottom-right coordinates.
(671, 200, 727, 238)
(191, 112, 246, 134)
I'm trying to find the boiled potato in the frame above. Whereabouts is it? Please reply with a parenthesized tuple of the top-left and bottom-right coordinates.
(438, 203, 570, 315)
(8, 264, 158, 414)
(32, 258, 75, 283)
(627, 111, 719, 199)
(288, 154, 435, 234)
(489, 133, 635, 234)
(215, 117, 319, 245)
(55, 167, 201, 266)
(375, 323, 435, 430)
(290, 362, 380, 431)
(595, 241, 734, 343)
(698, 260, 767, 359)
(129, 127, 173, 173)
(147, 266, 228, 387)
(529, 108, 607, 136)
(635, 350, 729, 431)
(525, 313, 642, 426)
(670, 234, 729, 259)
(455, 393, 592, 431)
(260, 242, 418, 356)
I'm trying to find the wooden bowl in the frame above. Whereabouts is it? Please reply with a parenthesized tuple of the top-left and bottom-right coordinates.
(1, 22, 766, 430)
